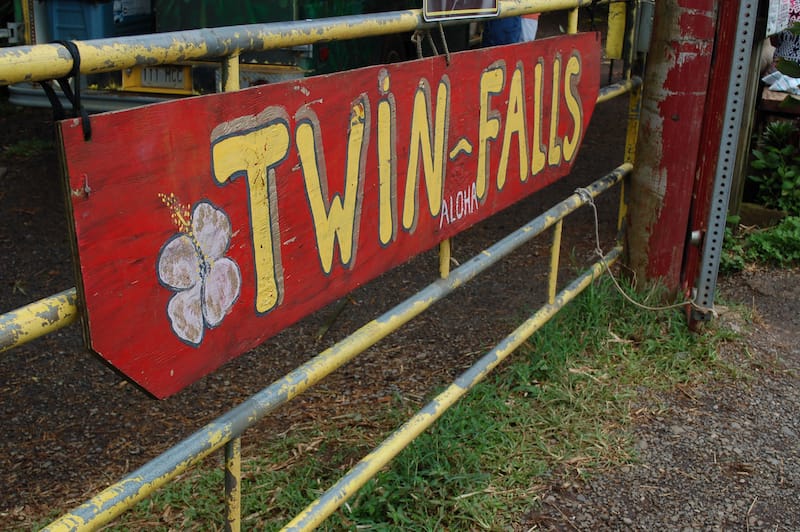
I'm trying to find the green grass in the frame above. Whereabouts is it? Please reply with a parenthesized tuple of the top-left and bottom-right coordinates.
(41, 276, 745, 531)
(2, 138, 53, 158)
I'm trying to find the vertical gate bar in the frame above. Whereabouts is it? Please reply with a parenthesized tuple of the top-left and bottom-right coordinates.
(623, 0, 639, 80)
(623, 82, 642, 165)
(22, 0, 34, 44)
(568, 7, 579, 34)
(692, 1, 758, 320)
(222, 53, 241, 93)
(619, 82, 642, 231)
(439, 239, 451, 278)
(548, 221, 563, 304)
(225, 437, 242, 532)
(606, 1, 626, 60)
(222, 63, 243, 532)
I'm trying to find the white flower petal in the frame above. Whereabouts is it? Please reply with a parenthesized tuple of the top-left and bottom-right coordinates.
(192, 202, 232, 260)
(167, 284, 204, 345)
(158, 234, 200, 290)
(202, 257, 242, 327)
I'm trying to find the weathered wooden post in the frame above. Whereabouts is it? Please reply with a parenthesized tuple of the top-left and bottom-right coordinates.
(627, 0, 760, 325)
(625, 0, 718, 291)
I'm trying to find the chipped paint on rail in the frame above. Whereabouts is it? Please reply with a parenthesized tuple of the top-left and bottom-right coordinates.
(0, 289, 78, 353)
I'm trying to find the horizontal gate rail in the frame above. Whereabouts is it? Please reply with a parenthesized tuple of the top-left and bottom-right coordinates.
(598, 77, 642, 103)
(0, 0, 591, 86)
(42, 164, 631, 531)
(0, 289, 78, 353)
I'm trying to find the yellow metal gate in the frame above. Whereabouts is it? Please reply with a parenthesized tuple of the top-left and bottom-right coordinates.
(0, 1, 644, 529)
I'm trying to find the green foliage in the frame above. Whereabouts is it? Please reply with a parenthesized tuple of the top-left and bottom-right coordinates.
(722, 216, 800, 272)
(784, 20, 800, 36)
(777, 57, 800, 78)
(721, 226, 747, 273)
(748, 121, 800, 215)
(747, 216, 800, 265)
(2, 138, 53, 158)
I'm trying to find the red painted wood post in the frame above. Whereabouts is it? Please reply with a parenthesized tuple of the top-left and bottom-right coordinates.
(626, 0, 718, 290)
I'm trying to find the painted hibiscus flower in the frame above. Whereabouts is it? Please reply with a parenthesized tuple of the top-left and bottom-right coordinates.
(157, 199, 242, 346)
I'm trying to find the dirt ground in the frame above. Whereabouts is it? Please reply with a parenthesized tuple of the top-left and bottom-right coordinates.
(1, 54, 798, 531)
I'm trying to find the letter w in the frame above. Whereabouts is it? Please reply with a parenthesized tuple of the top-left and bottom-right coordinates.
(296, 97, 370, 275)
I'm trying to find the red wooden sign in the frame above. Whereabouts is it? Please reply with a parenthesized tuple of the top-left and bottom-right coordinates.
(59, 33, 601, 398)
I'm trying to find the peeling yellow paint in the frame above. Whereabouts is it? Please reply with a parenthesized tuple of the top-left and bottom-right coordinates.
(0, 289, 78, 353)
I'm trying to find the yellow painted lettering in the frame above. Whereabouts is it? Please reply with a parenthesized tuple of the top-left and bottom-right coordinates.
(497, 62, 529, 190)
(530, 59, 547, 176)
(296, 97, 370, 274)
(211, 109, 289, 314)
(477, 63, 504, 200)
(562, 53, 583, 163)
(548, 55, 563, 167)
(377, 70, 397, 246)
(402, 76, 450, 231)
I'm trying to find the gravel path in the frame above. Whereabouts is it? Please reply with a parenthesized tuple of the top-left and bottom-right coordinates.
(521, 268, 800, 531)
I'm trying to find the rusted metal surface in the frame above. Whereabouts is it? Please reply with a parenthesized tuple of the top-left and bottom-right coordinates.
(225, 438, 242, 532)
(597, 76, 642, 103)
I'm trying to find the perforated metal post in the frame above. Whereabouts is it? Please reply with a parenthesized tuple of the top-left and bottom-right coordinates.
(691, 1, 758, 320)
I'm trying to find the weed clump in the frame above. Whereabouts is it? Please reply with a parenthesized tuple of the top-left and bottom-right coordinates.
(722, 216, 800, 272)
